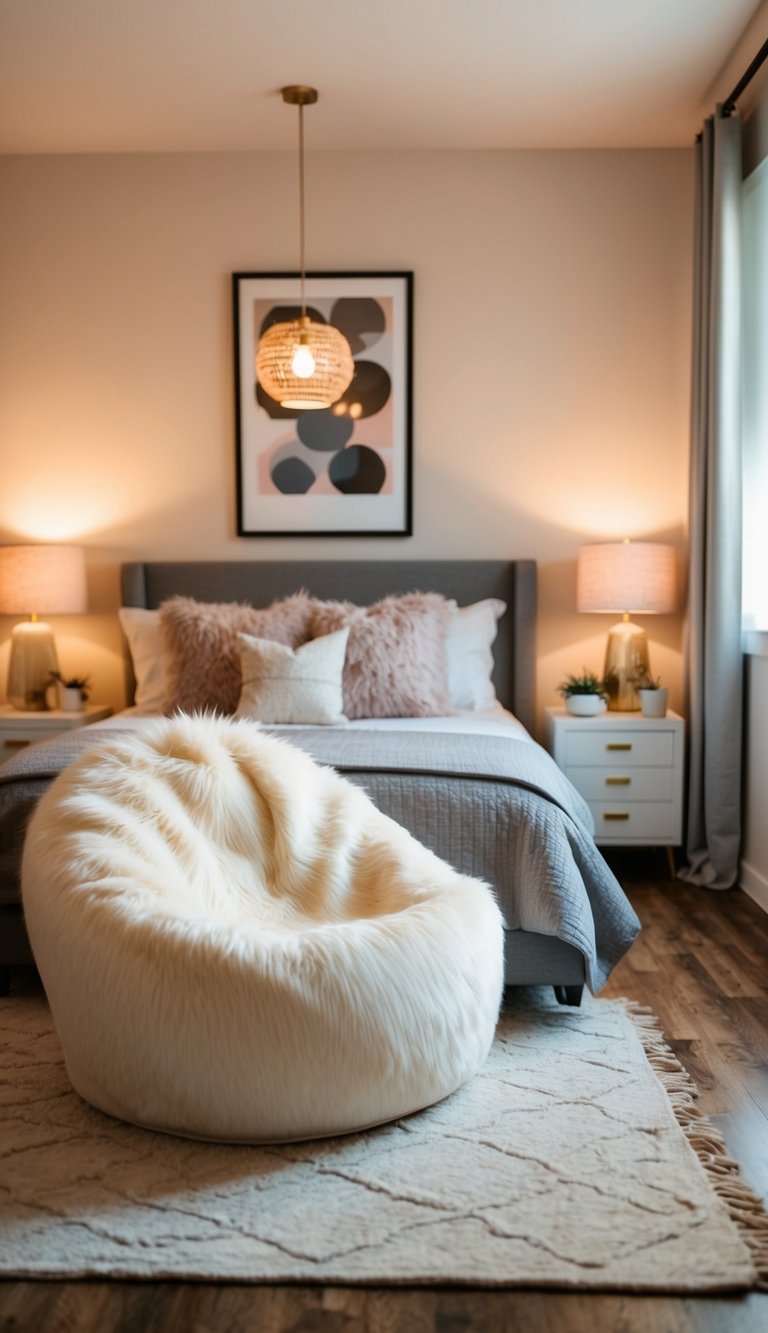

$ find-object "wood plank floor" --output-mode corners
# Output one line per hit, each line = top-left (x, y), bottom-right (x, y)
(2, 849), (767, 1333)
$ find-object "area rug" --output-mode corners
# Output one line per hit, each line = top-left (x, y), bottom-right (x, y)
(1, 987), (767, 1292)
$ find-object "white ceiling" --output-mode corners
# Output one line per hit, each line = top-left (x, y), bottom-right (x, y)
(0, 0), (764, 153)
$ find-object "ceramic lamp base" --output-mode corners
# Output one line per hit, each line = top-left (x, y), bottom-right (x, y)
(7, 620), (59, 711)
(603, 620), (649, 711)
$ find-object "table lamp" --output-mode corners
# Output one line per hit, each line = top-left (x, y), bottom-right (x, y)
(577, 540), (676, 710)
(0, 545), (87, 711)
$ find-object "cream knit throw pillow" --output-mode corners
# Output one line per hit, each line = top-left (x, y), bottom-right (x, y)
(235, 628), (349, 725)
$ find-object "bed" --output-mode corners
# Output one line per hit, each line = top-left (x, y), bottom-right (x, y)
(0, 559), (640, 999)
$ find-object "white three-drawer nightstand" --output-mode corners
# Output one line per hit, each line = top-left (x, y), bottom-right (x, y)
(546, 706), (685, 853)
(0, 703), (113, 765)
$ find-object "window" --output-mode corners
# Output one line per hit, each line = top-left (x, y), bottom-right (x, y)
(742, 153), (768, 632)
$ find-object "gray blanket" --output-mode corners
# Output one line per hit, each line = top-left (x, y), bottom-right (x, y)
(0, 724), (639, 990)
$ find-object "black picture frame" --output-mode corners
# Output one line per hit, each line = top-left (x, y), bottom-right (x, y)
(233, 271), (413, 538)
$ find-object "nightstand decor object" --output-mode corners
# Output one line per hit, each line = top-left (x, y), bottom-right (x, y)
(638, 683), (668, 717)
(558, 669), (609, 716)
(577, 540), (676, 711)
(0, 545), (87, 712)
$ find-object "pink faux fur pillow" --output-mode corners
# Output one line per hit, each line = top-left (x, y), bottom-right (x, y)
(310, 593), (453, 719)
(160, 593), (314, 715)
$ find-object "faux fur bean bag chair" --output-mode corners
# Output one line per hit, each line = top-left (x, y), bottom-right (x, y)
(22, 715), (504, 1143)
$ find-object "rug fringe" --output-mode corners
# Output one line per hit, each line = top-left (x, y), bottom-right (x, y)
(622, 1000), (768, 1293)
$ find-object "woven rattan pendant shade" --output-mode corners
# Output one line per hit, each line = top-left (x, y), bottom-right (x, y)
(256, 86), (354, 412)
(257, 315), (355, 410)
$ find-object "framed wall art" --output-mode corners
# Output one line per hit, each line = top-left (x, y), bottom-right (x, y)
(233, 271), (413, 537)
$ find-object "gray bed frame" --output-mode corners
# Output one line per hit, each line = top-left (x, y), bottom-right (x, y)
(121, 559), (585, 1003)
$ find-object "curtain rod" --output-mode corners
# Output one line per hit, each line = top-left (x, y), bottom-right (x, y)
(723, 34), (768, 114)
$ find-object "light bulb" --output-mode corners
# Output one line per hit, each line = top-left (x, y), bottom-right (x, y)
(291, 343), (316, 378)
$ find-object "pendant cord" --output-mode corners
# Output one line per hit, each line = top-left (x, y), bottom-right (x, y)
(298, 101), (306, 319)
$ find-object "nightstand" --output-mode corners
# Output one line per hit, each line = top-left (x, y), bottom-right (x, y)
(546, 706), (685, 851)
(0, 703), (113, 764)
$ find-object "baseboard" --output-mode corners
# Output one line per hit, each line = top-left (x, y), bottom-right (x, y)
(739, 859), (768, 915)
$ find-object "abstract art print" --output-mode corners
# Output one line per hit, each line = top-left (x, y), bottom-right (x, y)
(233, 272), (413, 537)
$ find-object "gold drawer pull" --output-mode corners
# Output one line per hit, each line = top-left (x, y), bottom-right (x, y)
(603, 812), (630, 821)
(605, 776), (630, 786)
(4, 739), (30, 750)
(606, 742), (632, 751)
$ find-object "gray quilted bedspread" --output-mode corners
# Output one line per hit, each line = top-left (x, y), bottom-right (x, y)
(0, 725), (640, 990)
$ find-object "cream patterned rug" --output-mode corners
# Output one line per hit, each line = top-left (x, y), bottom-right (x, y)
(1, 987), (767, 1292)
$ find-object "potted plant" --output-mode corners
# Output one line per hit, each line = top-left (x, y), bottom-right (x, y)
(558, 669), (608, 717)
(636, 674), (668, 718)
(49, 671), (90, 713)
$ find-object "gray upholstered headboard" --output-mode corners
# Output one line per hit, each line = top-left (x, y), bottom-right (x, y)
(120, 560), (537, 730)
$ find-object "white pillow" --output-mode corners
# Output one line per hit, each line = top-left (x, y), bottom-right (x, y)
(235, 628), (349, 725)
(118, 607), (166, 713)
(445, 599), (506, 710)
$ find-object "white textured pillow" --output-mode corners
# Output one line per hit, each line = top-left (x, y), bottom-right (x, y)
(118, 607), (166, 713)
(235, 628), (349, 725)
(446, 599), (507, 710)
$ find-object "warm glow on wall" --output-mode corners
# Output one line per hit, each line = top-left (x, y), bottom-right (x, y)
(3, 496), (96, 544)
(1, 467), (206, 546)
(1, 468), (139, 542)
(517, 481), (683, 543)
(440, 412), (686, 546)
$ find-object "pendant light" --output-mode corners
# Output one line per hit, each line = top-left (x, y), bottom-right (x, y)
(256, 86), (355, 411)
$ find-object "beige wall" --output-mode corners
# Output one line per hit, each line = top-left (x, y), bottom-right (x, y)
(0, 149), (692, 732)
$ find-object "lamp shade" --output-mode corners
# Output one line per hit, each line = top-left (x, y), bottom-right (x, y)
(0, 545), (87, 616)
(256, 317), (355, 411)
(577, 542), (676, 615)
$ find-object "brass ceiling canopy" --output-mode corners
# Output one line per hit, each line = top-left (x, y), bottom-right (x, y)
(281, 85), (318, 107)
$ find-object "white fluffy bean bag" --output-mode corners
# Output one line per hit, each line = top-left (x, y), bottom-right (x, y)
(22, 715), (504, 1143)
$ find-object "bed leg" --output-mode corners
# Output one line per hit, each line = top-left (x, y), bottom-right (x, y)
(0, 966), (9, 997)
(554, 984), (583, 1007)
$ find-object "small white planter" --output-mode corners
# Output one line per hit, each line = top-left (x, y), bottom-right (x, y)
(58, 685), (85, 713)
(639, 687), (668, 718)
(564, 694), (607, 717)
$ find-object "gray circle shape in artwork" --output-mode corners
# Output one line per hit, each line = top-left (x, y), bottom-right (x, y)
(333, 361), (391, 420)
(258, 304), (326, 336)
(296, 411), (355, 453)
(271, 456), (316, 494)
(329, 445), (386, 494)
(270, 438), (325, 476)
(329, 298), (386, 354)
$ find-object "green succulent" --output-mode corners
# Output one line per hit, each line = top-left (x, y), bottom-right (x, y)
(558, 669), (609, 701)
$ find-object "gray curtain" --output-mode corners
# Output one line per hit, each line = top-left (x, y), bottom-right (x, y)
(679, 109), (743, 890)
